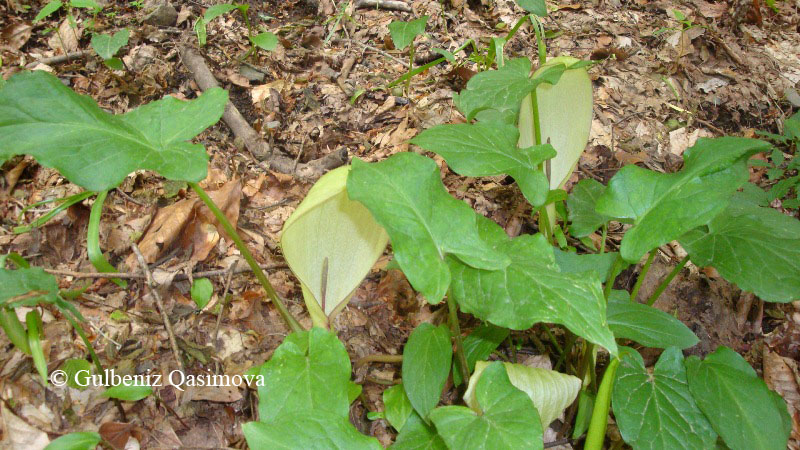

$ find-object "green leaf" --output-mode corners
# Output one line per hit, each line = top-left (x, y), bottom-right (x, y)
(384, 383), (414, 432)
(449, 217), (617, 354)
(679, 195), (800, 302)
(388, 16), (429, 50)
(0, 266), (60, 307)
(0, 71), (228, 191)
(70, 0), (100, 10)
(686, 346), (790, 450)
(429, 362), (543, 450)
(34, 0), (63, 22)
(44, 432), (102, 450)
(203, 3), (237, 21)
(453, 323), (510, 386)
(102, 383), (153, 401)
(27, 310), (48, 385)
(402, 323), (452, 419)
(257, 327), (352, 422)
(103, 57), (124, 71)
(596, 137), (771, 262)
(243, 410), (382, 450)
(454, 58), (561, 123)
(516, 0), (547, 15)
(464, 361), (581, 429)
(519, 56), (593, 190)
(552, 249), (619, 281)
(612, 347), (717, 450)
(91, 28), (129, 60)
(190, 278), (213, 309)
(0, 307), (30, 354)
(391, 411), (447, 450)
(281, 166), (388, 327)
(250, 31), (277, 51)
(347, 153), (510, 304)
(410, 122), (555, 206)
(607, 290), (698, 349)
(567, 178), (613, 237)
(194, 19), (208, 46)
(61, 358), (91, 390)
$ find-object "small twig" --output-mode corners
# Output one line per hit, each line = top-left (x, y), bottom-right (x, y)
(213, 261), (237, 349)
(131, 243), (185, 372)
(44, 263), (288, 281)
(114, 188), (148, 207)
(354, 0), (411, 11)
(292, 135), (307, 174)
(340, 38), (407, 66)
(354, 354), (403, 370)
(25, 50), (91, 68)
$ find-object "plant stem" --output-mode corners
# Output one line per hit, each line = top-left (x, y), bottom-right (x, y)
(584, 357), (620, 450)
(504, 14), (531, 43)
(354, 354), (403, 370)
(630, 250), (655, 301)
(406, 44), (414, 94)
(603, 254), (625, 301)
(387, 39), (474, 88)
(87, 191), (125, 288)
(599, 224), (607, 254)
(646, 255), (689, 306)
(447, 295), (470, 385)
(531, 15), (547, 66)
(188, 182), (303, 333)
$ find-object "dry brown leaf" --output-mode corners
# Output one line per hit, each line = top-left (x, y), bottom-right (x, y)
(48, 18), (81, 54)
(1, 403), (50, 449)
(1, 21), (32, 51)
(182, 385), (243, 403)
(764, 348), (800, 442)
(188, 180), (242, 261)
(99, 422), (145, 450)
(124, 198), (196, 268)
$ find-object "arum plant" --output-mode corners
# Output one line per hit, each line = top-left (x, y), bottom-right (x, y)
(388, 15), (429, 92)
(0, 70), (302, 333)
(90, 28), (129, 70)
(280, 166), (388, 328)
(194, 3), (277, 59)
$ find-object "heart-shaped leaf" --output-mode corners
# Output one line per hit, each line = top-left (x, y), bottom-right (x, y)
(44, 432), (102, 450)
(384, 383), (414, 432)
(596, 137), (771, 262)
(347, 152), (510, 304)
(388, 16), (429, 50)
(429, 362), (543, 450)
(607, 290), (698, 349)
(612, 347), (716, 450)
(686, 346), (791, 450)
(250, 31), (277, 51)
(281, 166), (388, 327)
(243, 410), (382, 450)
(552, 249), (620, 281)
(518, 56), (593, 191)
(567, 178), (614, 237)
(454, 58), (564, 124)
(0, 266), (60, 307)
(448, 216), (617, 354)
(402, 323), (452, 420)
(256, 327), (352, 422)
(411, 122), (555, 206)
(190, 278), (213, 310)
(0, 71), (228, 191)
(391, 411), (447, 450)
(464, 361), (581, 429)
(679, 193), (800, 302)
(516, 0), (547, 15)
(91, 28), (129, 60)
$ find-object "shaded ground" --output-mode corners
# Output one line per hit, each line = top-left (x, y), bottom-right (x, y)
(1, 0), (800, 447)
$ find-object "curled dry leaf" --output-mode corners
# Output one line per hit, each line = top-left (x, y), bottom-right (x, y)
(48, 18), (81, 54)
(1, 21), (32, 51)
(763, 348), (800, 442)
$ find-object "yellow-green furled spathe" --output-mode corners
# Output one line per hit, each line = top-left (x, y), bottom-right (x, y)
(280, 166), (388, 328)
(518, 55), (593, 191)
(464, 360), (581, 429)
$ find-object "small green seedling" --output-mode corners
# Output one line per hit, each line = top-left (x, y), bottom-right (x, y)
(194, 2), (277, 59)
(754, 110), (800, 209)
(190, 277), (214, 310)
(90, 28), (129, 70)
(35, 0), (103, 58)
(388, 15), (429, 92)
(44, 431), (102, 450)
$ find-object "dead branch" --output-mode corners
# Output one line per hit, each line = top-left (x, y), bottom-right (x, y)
(131, 243), (185, 372)
(354, 0), (412, 12)
(25, 50), (92, 68)
(179, 46), (347, 180)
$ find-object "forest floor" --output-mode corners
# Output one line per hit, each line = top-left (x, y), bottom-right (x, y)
(1, 0), (800, 447)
